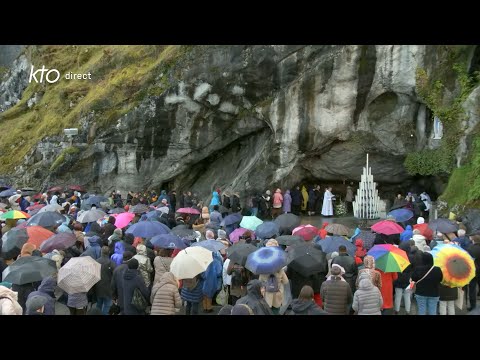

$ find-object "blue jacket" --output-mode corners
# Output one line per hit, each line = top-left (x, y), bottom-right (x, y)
(400, 225), (413, 242)
(181, 277), (204, 303)
(111, 241), (125, 266)
(19, 197), (29, 212)
(210, 211), (223, 225)
(80, 236), (102, 260)
(210, 192), (221, 207)
(202, 252), (223, 297)
(454, 236), (472, 250)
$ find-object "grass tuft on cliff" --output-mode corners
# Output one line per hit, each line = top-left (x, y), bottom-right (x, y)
(0, 45), (193, 173)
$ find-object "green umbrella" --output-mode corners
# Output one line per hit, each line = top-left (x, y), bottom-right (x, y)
(239, 216), (263, 231)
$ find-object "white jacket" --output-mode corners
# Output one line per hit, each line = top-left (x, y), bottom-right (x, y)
(412, 234), (427, 250)
(0, 286), (23, 315)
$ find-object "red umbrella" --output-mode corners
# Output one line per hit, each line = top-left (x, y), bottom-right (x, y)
(68, 185), (86, 192)
(24, 226), (55, 248)
(176, 207), (201, 215)
(292, 225), (319, 241)
(413, 223), (433, 241)
(371, 220), (404, 235)
(26, 204), (46, 211)
(47, 186), (63, 193)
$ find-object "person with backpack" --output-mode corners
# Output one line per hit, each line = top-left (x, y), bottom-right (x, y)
(227, 261), (253, 305)
(180, 274), (204, 315)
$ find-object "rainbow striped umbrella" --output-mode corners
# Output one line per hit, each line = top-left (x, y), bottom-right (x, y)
(0, 210), (30, 221)
(367, 244), (410, 273)
(431, 243), (475, 287)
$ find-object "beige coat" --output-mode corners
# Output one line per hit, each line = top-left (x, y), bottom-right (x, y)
(150, 272), (182, 315)
(0, 286), (23, 315)
(153, 256), (173, 284)
(258, 269), (289, 308)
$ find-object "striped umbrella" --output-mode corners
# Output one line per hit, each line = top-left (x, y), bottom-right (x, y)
(431, 243), (475, 287)
(57, 256), (101, 294)
(367, 244), (410, 273)
(0, 210), (30, 220)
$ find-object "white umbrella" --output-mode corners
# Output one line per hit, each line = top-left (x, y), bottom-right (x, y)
(58, 256), (101, 294)
(170, 246), (213, 279)
(77, 208), (107, 223)
(38, 204), (63, 213)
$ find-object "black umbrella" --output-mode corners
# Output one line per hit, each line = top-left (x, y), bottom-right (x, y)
(81, 196), (108, 210)
(171, 226), (196, 239)
(428, 218), (459, 234)
(0, 188), (16, 197)
(255, 221), (280, 239)
(1, 228), (29, 259)
(129, 204), (149, 214)
(389, 200), (409, 212)
(287, 243), (328, 277)
(20, 188), (37, 196)
(222, 213), (243, 226)
(226, 243), (257, 266)
(276, 235), (304, 246)
(2, 256), (57, 285)
(26, 212), (65, 228)
(274, 213), (301, 235)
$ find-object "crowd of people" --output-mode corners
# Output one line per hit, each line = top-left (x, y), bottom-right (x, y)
(0, 184), (478, 316)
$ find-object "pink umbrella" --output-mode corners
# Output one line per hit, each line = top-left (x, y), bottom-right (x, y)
(229, 228), (256, 244)
(113, 212), (135, 229)
(176, 207), (201, 215)
(371, 220), (404, 235)
(292, 224), (319, 241)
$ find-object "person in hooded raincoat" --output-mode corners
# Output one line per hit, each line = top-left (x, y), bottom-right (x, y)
(301, 186), (308, 213)
(400, 225), (413, 242)
(209, 191), (221, 212)
(202, 251), (223, 313)
(236, 279), (273, 315)
(26, 276), (57, 315)
(282, 190), (292, 214)
(133, 244), (154, 289)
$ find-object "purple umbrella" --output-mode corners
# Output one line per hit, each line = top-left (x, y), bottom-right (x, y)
(126, 221), (171, 238)
(229, 228), (256, 244)
(39, 233), (77, 253)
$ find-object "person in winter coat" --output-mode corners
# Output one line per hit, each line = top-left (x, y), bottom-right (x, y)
(353, 273), (383, 315)
(231, 193), (241, 213)
(271, 189), (283, 219)
(26, 276), (57, 315)
(289, 285), (328, 315)
(0, 285), (23, 315)
(400, 225), (414, 242)
(412, 229), (427, 250)
(393, 243), (414, 315)
(202, 251), (223, 312)
(80, 235), (102, 260)
(210, 205), (223, 226)
(150, 272), (182, 315)
(356, 255), (382, 289)
(111, 241), (125, 266)
(438, 284), (458, 315)
(413, 217), (433, 242)
(116, 258), (150, 315)
(102, 216), (117, 243)
(320, 265), (353, 315)
(94, 246), (116, 315)
(236, 279), (273, 315)
(181, 275), (204, 315)
(453, 229), (471, 250)
(282, 190), (292, 214)
(290, 186), (302, 216)
(121, 233), (137, 255)
(153, 248), (174, 284)
(331, 245), (358, 293)
(258, 267), (289, 314)
(307, 187), (316, 216)
(133, 244), (154, 289)
(411, 252), (443, 315)
(345, 186), (354, 214)
(209, 191), (221, 212)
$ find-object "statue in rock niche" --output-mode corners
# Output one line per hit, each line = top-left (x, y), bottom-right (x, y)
(433, 116), (443, 140)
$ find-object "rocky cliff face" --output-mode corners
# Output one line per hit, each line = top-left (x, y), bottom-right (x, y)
(1, 45), (478, 202)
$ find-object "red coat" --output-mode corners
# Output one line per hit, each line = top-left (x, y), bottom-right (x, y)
(413, 223), (433, 241)
(377, 270), (398, 310)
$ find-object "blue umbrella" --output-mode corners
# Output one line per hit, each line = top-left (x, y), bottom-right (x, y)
(245, 246), (287, 275)
(126, 221), (171, 238)
(315, 236), (356, 256)
(388, 209), (414, 223)
(255, 221), (280, 239)
(140, 210), (161, 221)
(150, 234), (186, 249)
(222, 213), (243, 226)
(0, 188), (16, 197)
(191, 239), (226, 252)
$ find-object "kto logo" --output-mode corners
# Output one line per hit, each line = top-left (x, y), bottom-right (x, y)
(29, 65), (61, 84)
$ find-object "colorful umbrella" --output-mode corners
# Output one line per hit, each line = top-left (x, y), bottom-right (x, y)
(0, 210), (30, 220)
(431, 243), (475, 287)
(176, 207), (201, 215)
(245, 246), (287, 275)
(387, 208), (414, 223)
(367, 244), (410, 273)
(292, 225), (319, 241)
(229, 228), (256, 244)
(113, 212), (135, 228)
(239, 216), (263, 231)
(170, 247), (213, 279)
(371, 220), (404, 235)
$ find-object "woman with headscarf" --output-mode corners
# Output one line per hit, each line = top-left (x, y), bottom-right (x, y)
(356, 255), (382, 289)
(236, 279), (273, 315)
